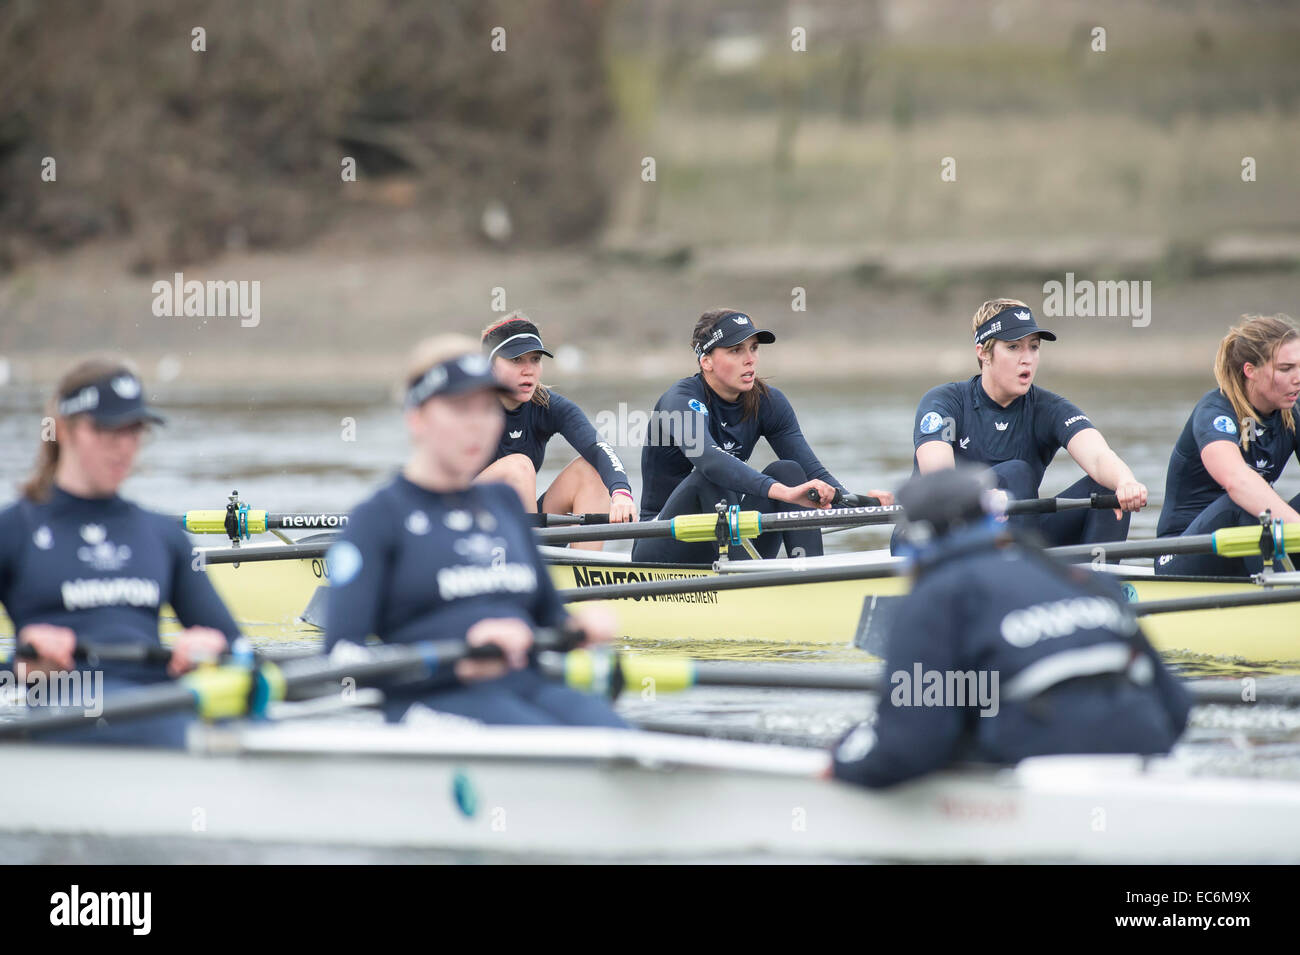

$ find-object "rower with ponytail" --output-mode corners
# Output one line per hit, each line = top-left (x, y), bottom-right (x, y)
(1156, 314), (1300, 576)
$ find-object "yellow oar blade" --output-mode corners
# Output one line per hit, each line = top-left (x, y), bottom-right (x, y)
(181, 509), (269, 535)
(1212, 522), (1300, 558)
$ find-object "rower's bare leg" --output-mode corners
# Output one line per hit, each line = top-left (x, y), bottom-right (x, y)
(475, 454), (539, 512)
(541, 457), (611, 551)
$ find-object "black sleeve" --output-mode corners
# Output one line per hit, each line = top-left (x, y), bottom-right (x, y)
(913, 384), (963, 450)
(323, 496), (394, 652)
(832, 584), (969, 788)
(549, 394), (633, 495)
(762, 387), (844, 491)
(167, 521), (241, 640)
(1041, 390), (1096, 451)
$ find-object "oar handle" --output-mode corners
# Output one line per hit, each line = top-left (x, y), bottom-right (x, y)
(807, 489), (882, 508)
(1005, 493), (1120, 515)
(530, 513), (614, 527)
(16, 642), (174, 667)
(0, 627), (582, 740)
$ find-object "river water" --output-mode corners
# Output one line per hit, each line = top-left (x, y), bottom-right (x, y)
(1, 373), (1297, 861)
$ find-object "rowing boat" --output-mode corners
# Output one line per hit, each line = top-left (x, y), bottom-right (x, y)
(195, 544), (1300, 664)
(2, 541), (1295, 664)
(1, 721), (1295, 862)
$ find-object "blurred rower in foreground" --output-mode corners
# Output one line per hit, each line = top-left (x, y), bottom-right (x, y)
(475, 312), (636, 550)
(0, 355), (236, 745)
(834, 468), (1189, 789)
(324, 334), (627, 727)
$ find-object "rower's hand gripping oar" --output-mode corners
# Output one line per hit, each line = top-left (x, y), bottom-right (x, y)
(0, 628), (582, 740)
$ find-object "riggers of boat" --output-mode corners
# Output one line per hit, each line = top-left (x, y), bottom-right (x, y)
(2, 720), (1299, 863)
(42, 540), (1291, 665)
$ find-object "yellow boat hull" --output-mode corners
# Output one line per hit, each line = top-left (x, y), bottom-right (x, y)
(4, 550), (1297, 666)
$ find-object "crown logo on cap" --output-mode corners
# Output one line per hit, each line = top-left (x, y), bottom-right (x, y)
(110, 375), (142, 398)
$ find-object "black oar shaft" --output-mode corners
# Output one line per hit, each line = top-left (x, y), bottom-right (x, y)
(1049, 534), (1216, 563)
(1135, 587), (1300, 616)
(202, 542), (330, 564)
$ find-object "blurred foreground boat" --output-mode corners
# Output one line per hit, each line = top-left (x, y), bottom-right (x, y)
(2, 722), (1297, 862)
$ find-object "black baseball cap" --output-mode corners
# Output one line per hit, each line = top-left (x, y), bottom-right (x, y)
(897, 467), (1004, 539)
(56, 372), (165, 428)
(694, 311), (776, 358)
(973, 306), (1057, 346)
(405, 353), (514, 408)
(482, 317), (555, 361)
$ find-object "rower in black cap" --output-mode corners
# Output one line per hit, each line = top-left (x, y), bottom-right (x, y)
(892, 297), (1147, 554)
(635, 307), (893, 564)
(477, 312), (636, 550)
(833, 468), (1189, 789)
(0, 355), (238, 745)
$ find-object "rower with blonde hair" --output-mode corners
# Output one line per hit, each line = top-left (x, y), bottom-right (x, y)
(892, 297), (1147, 553)
(324, 335), (627, 726)
(1156, 314), (1300, 576)
(0, 355), (237, 745)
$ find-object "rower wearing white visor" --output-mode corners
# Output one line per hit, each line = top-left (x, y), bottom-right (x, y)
(635, 308), (893, 564)
(324, 335), (628, 727)
(892, 297), (1147, 553)
(0, 355), (237, 746)
(475, 312), (635, 551)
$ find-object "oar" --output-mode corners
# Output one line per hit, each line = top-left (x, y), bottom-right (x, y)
(560, 520), (1300, 603)
(546, 650), (1300, 707)
(181, 510), (351, 537)
(536, 494), (1122, 547)
(0, 629), (572, 740)
(202, 541), (330, 564)
(1134, 586), (1300, 616)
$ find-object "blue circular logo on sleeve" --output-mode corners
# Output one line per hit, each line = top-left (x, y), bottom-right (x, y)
(688, 399), (709, 415)
(1212, 415), (1237, 435)
(919, 411), (944, 435)
(326, 541), (363, 586)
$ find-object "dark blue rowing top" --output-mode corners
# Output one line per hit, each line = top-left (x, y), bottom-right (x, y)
(491, 392), (631, 495)
(832, 527), (1190, 788)
(639, 374), (843, 520)
(911, 376), (1095, 490)
(324, 476), (567, 691)
(1157, 388), (1300, 536)
(0, 487), (239, 683)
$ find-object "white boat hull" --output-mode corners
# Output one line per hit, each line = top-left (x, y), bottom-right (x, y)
(2, 724), (1297, 862)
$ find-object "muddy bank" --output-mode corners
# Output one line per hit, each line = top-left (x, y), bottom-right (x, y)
(2, 236), (1297, 387)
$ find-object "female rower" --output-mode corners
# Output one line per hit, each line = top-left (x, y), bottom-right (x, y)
(324, 335), (627, 727)
(834, 469), (1188, 789)
(634, 308), (892, 564)
(475, 312), (635, 550)
(0, 355), (236, 745)
(892, 297), (1147, 553)
(1155, 314), (1300, 576)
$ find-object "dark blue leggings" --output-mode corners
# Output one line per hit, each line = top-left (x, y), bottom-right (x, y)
(891, 459), (1130, 554)
(1155, 490), (1300, 577)
(631, 460), (826, 564)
